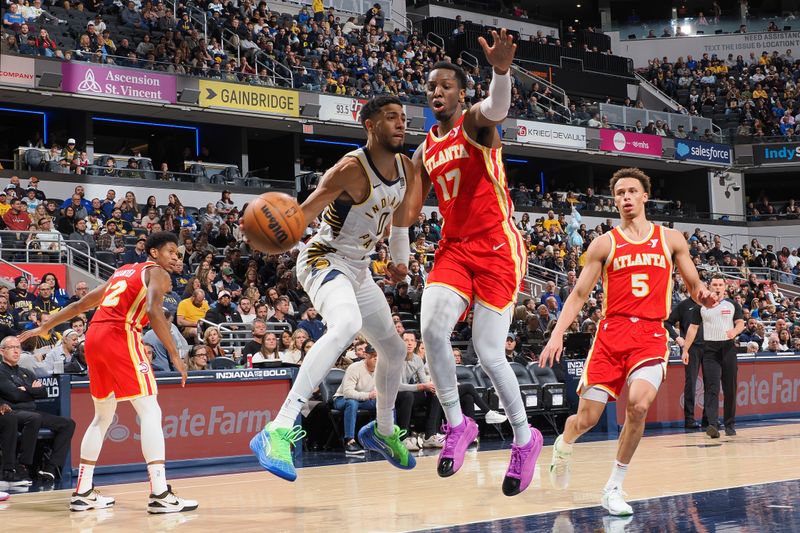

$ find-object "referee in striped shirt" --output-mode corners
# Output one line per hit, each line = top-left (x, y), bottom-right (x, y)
(682, 275), (745, 439)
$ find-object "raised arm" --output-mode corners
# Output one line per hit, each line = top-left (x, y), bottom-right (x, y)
(539, 234), (611, 367)
(18, 280), (110, 342)
(465, 29), (517, 134)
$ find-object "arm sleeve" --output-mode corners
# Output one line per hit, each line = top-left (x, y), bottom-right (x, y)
(478, 70), (512, 122)
(389, 226), (411, 265)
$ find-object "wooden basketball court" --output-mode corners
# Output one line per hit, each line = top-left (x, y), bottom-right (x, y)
(5, 422), (800, 531)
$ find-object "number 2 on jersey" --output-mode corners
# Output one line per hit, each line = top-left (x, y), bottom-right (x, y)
(436, 169), (461, 201)
(631, 273), (649, 297)
(101, 280), (128, 307)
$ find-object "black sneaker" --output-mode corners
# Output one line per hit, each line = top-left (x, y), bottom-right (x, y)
(344, 440), (365, 456)
(684, 419), (700, 429)
(706, 426), (720, 439)
(2, 469), (32, 487)
(725, 427), (736, 436)
(148, 485), (198, 514)
(38, 464), (58, 483)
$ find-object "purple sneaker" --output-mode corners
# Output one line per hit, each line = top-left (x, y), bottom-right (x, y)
(502, 427), (544, 496)
(436, 417), (479, 478)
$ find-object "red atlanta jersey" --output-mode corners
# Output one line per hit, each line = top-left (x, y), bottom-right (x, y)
(602, 224), (673, 321)
(90, 261), (159, 331)
(422, 114), (516, 240)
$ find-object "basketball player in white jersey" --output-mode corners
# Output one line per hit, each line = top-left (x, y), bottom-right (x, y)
(250, 95), (422, 479)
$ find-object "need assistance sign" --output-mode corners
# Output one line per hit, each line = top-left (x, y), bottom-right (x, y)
(199, 80), (299, 117)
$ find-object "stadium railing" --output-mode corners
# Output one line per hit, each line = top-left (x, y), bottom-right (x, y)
(598, 102), (717, 141)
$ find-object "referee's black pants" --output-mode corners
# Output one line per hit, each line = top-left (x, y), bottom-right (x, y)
(702, 340), (738, 429)
(684, 344), (705, 422)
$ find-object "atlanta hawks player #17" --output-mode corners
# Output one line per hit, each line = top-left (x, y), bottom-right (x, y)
(413, 29), (543, 497)
(538, 168), (716, 516)
(19, 231), (198, 514)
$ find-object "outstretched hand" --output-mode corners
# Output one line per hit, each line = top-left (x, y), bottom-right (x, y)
(18, 328), (43, 345)
(478, 29), (517, 74)
(698, 288), (719, 308)
(386, 262), (408, 284)
(538, 334), (564, 368)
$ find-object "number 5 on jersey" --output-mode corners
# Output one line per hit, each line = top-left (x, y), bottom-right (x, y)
(436, 169), (461, 201)
(631, 273), (649, 297)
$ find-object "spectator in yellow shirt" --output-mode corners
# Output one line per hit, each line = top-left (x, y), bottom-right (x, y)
(370, 249), (389, 277)
(177, 288), (209, 343)
(542, 210), (563, 233)
(0, 192), (11, 217)
(752, 84), (768, 100)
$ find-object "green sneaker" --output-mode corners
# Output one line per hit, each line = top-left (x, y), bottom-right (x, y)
(358, 421), (417, 470)
(249, 423), (306, 481)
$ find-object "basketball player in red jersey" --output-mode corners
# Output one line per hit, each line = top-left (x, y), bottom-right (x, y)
(412, 29), (543, 497)
(19, 232), (198, 514)
(539, 168), (716, 516)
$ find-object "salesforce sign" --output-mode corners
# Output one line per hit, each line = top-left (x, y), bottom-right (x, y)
(674, 139), (732, 165)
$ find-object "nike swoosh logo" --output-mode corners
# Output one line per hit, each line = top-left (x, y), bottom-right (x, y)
(616, 243), (629, 249)
(654, 333), (665, 337)
(373, 183), (381, 189)
(493, 243), (506, 251)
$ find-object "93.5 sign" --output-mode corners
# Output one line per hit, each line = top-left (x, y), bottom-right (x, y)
(319, 95), (366, 124)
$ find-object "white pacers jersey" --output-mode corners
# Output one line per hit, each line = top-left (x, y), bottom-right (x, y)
(297, 148), (407, 299)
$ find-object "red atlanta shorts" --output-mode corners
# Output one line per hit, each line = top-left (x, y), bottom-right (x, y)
(426, 228), (526, 312)
(84, 323), (157, 401)
(577, 316), (669, 399)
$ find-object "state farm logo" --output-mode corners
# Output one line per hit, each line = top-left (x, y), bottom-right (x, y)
(613, 131), (627, 151)
(77, 69), (102, 93)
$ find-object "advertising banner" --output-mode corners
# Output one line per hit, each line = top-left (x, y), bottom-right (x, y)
(516, 120), (587, 149)
(599, 129), (662, 156)
(70, 373), (291, 465)
(318, 95), (366, 124)
(752, 142), (800, 165)
(674, 139), (733, 164)
(617, 358), (800, 425)
(61, 63), (177, 103)
(0, 54), (35, 87)
(0, 263), (66, 289)
(199, 80), (299, 117)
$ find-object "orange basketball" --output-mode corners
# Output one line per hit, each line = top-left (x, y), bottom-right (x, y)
(243, 192), (305, 254)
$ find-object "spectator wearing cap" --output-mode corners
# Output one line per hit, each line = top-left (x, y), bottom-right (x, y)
(0, 192), (10, 217)
(96, 220), (125, 254)
(215, 267), (241, 299)
(60, 139), (78, 164)
(0, 295), (18, 337)
(332, 343), (378, 456)
(505, 332), (528, 365)
(122, 235), (147, 264)
(205, 290), (242, 326)
(9, 277), (33, 318)
(5, 176), (25, 200)
(120, 158), (140, 179)
(26, 177), (45, 201)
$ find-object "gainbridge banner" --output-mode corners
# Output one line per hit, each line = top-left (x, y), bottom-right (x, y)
(199, 80), (299, 117)
(617, 357), (800, 425)
(70, 369), (292, 465)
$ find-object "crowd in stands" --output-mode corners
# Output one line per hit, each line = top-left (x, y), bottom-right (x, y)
(2, 0), (612, 125)
(639, 46), (800, 141)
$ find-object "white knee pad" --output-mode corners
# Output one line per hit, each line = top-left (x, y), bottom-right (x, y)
(628, 362), (667, 392)
(580, 386), (610, 405)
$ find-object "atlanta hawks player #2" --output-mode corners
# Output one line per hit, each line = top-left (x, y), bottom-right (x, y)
(19, 231), (198, 514)
(538, 168), (716, 516)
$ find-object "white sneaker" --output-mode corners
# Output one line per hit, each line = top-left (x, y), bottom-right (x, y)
(421, 433), (445, 448)
(549, 434), (572, 490)
(403, 436), (420, 451)
(485, 410), (508, 424)
(147, 485), (199, 514)
(601, 486), (633, 516)
(70, 487), (116, 511)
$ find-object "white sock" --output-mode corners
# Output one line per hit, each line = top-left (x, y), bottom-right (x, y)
(75, 463), (95, 494)
(147, 463), (168, 495)
(604, 461), (628, 491)
(441, 397), (464, 429)
(556, 435), (574, 454)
